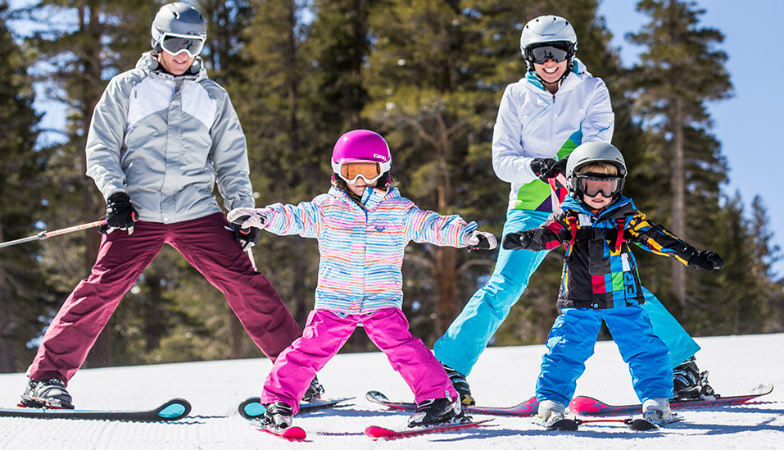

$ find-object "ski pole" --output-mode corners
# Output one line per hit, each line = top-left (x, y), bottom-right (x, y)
(0, 220), (105, 249)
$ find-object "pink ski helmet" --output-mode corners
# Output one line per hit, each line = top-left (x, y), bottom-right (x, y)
(331, 129), (392, 184)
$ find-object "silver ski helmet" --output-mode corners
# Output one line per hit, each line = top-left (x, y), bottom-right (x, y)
(519, 15), (577, 71)
(151, 3), (207, 56)
(565, 142), (627, 200)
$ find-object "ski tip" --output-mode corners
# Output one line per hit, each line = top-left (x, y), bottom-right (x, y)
(365, 390), (390, 402)
(751, 383), (774, 395)
(156, 398), (191, 420)
(259, 425), (307, 441)
(365, 425), (395, 439)
(568, 396), (607, 414)
(238, 397), (264, 419)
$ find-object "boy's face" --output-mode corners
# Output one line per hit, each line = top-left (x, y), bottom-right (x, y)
(582, 190), (614, 210)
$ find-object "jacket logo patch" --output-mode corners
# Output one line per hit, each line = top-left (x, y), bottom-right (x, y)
(375, 226), (385, 232)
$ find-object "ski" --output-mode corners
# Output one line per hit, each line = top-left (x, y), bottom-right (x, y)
(569, 383), (774, 416)
(366, 390), (539, 417)
(258, 425), (307, 441)
(238, 396), (354, 420)
(0, 398), (191, 422)
(365, 419), (493, 440)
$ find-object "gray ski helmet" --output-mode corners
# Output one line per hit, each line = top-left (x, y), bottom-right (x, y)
(519, 15), (577, 70)
(565, 142), (627, 197)
(151, 3), (207, 53)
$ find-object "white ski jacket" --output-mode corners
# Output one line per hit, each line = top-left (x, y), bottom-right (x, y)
(85, 52), (254, 223)
(492, 58), (614, 212)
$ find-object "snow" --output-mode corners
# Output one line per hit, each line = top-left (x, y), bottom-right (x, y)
(1, 333), (782, 449)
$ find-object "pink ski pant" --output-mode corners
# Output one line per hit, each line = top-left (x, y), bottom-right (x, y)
(27, 213), (301, 384)
(261, 308), (457, 413)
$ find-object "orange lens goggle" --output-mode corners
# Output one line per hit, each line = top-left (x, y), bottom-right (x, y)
(338, 162), (382, 183)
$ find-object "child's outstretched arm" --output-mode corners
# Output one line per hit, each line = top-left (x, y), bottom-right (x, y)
(404, 205), (495, 249)
(626, 210), (724, 271)
(503, 212), (569, 251)
(228, 199), (325, 238)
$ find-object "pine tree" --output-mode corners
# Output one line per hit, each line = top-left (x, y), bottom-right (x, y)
(626, 0), (732, 309)
(0, 2), (49, 372)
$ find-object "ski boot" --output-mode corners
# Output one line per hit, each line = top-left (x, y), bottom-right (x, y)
(673, 356), (715, 399)
(19, 377), (74, 409)
(407, 397), (468, 428)
(261, 401), (294, 430)
(642, 398), (679, 425)
(302, 375), (325, 402)
(442, 363), (475, 406)
(536, 399), (572, 429)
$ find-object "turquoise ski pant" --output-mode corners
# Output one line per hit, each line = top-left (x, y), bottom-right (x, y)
(433, 208), (700, 376)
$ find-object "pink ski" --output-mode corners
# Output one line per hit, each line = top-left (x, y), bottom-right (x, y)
(258, 425), (307, 441)
(365, 419), (493, 440)
(366, 390), (539, 417)
(569, 383), (773, 416)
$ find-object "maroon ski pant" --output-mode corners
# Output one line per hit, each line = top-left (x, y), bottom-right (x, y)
(27, 213), (301, 384)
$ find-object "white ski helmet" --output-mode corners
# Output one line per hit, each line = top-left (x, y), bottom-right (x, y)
(519, 15), (577, 71)
(565, 142), (627, 200)
(151, 3), (207, 55)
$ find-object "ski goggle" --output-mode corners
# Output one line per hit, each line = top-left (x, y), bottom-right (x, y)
(528, 44), (571, 64)
(575, 174), (623, 198)
(336, 161), (385, 184)
(160, 32), (205, 57)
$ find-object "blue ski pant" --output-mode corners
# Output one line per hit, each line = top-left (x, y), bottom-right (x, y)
(433, 208), (700, 376)
(536, 306), (673, 405)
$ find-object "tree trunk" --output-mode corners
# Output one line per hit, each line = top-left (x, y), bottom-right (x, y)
(671, 98), (687, 305)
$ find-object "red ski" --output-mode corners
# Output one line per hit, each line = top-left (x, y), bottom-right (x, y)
(258, 425), (307, 441)
(366, 390), (538, 417)
(365, 419), (493, 440)
(569, 383), (774, 416)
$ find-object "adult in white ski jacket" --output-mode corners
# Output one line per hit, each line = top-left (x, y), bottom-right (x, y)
(20, 2), (317, 410)
(434, 15), (704, 406)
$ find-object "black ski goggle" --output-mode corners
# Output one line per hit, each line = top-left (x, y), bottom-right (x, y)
(527, 44), (571, 65)
(161, 33), (205, 57)
(575, 175), (623, 198)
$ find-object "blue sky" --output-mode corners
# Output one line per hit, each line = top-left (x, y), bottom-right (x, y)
(599, 0), (784, 276)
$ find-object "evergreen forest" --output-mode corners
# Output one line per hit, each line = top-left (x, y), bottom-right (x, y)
(0, 0), (781, 373)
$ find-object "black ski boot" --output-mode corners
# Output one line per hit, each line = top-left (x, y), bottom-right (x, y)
(442, 364), (475, 406)
(407, 397), (468, 428)
(673, 357), (715, 399)
(261, 401), (293, 430)
(19, 377), (74, 409)
(302, 375), (325, 402)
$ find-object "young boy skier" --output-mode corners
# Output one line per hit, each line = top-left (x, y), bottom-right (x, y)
(503, 142), (724, 426)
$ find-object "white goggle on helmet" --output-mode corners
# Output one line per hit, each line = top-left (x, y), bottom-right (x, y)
(151, 2), (207, 57)
(519, 15), (577, 69)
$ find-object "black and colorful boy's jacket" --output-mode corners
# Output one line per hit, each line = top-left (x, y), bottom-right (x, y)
(514, 195), (703, 309)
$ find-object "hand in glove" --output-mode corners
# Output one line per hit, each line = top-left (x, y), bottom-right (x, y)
(462, 230), (497, 250)
(530, 157), (568, 182)
(103, 192), (138, 234)
(688, 250), (724, 271)
(227, 208), (268, 251)
(227, 207), (269, 229)
(502, 230), (536, 250)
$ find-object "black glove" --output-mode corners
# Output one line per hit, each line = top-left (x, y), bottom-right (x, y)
(688, 250), (724, 271)
(530, 157), (568, 182)
(502, 230), (535, 250)
(232, 222), (260, 251)
(104, 192), (138, 234)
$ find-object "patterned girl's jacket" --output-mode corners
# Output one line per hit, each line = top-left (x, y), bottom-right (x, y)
(519, 195), (703, 309)
(262, 186), (478, 314)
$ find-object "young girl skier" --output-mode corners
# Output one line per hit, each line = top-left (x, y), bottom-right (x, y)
(503, 142), (724, 427)
(227, 129), (497, 431)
